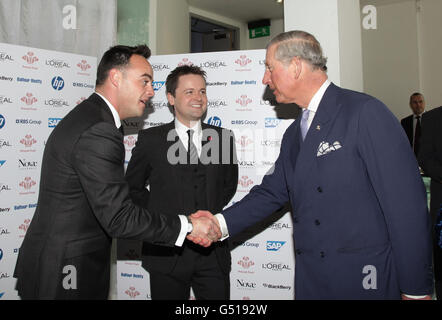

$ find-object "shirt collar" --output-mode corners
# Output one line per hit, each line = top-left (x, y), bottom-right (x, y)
(174, 118), (202, 138)
(306, 79), (331, 114)
(95, 92), (121, 129)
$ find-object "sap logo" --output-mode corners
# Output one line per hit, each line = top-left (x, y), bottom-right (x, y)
(265, 117), (282, 128)
(0, 160), (5, 168)
(153, 81), (165, 91)
(266, 241), (286, 251)
(207, 116), (222, 127)
(0, 114), (5, 129)
(51, 76), (65, 90)
(48, 118), (62, 128)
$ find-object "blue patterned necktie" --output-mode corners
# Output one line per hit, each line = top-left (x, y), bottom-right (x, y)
(300, 109), (310, 140)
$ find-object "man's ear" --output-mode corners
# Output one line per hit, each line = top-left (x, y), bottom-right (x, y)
(291, 57), (302, 79)
(108, 68), (122, 88)
(167, 92), (175, 106)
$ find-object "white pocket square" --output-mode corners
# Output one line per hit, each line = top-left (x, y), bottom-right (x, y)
(317, 141), (342, 157)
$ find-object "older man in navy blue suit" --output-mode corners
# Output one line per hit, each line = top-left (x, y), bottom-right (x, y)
(190, 31), (434, 299)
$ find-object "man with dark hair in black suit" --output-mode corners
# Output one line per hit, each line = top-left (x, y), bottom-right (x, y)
(14, 45), (219, 300)
(419, 105), (442, 299)
(126, 65), (238, 300)
(401, 92), (426, 157)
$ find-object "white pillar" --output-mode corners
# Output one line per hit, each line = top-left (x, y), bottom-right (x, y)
(284, 0), (363, 92)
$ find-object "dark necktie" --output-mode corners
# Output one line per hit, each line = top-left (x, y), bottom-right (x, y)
(187, 129), (198, 164)
(414, 116), (421, 156)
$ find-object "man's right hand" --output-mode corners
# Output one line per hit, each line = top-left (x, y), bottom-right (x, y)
(187, 210), (220, 247)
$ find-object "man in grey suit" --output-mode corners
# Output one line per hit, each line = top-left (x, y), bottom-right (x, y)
(14, 45), (219, 299)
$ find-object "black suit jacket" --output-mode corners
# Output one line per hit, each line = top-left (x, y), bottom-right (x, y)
(418, 106), (442, 226)
(125, 121), (238, 275)
(14, 93), (181, 299)
(400, 114), (414, 147)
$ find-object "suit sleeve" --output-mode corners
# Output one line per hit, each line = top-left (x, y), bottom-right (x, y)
(222, 127), (292, 237)
(72, 122), (180, 245)
(125, 131), (152, 208)
(418, 113), (442, 183)
(357, 99), (433, 295)
(222, 130), (238, 207)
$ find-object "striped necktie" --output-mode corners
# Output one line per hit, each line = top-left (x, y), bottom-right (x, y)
(187, 129), (199, 164)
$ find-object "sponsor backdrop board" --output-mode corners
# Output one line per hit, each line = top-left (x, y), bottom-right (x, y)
(0, 42), (96, 299)
(118, 50), (295, 300)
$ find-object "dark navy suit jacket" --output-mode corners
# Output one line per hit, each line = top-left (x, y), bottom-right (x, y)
(223, 83), (433, 299)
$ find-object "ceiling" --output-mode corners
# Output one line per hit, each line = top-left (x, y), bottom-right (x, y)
(187, 0), (284, 23)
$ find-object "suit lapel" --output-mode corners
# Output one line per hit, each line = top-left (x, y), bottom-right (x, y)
(201, 123), (216, 209)
(293, 83), (342, 200)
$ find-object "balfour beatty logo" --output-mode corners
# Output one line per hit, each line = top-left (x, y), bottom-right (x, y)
(266, 241), (286, 251)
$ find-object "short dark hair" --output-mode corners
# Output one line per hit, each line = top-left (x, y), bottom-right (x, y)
(166, 65), (206, 97)
(95, 44), (151, 86)
(409, 92), (423, 103)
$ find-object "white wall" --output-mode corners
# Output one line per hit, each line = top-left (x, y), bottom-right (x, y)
(361, 0), (420, 120)
(246, 18), (284, 50)
(418, 0), (442, 110)
(155, 0), (190, 54)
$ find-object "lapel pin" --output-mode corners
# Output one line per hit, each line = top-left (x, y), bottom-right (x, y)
(316, 125), (321, 130)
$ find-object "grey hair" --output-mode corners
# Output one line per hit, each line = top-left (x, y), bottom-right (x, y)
(267, 30), (328, 71)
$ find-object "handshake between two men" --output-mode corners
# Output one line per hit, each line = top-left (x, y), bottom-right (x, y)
(187, 210), (221, 247)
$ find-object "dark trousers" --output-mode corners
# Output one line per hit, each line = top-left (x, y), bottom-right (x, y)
(149, 241), (229, 300)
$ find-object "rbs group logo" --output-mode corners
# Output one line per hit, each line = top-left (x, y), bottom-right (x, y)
(0, 114), (5, 129)
(266, 241), (286, 251)
(51, 76), (65, 91)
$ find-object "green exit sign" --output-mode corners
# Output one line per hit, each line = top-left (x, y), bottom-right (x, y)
(249, 26), (270, 39)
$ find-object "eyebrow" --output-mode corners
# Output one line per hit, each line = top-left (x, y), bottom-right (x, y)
(141, 73), (153, 80)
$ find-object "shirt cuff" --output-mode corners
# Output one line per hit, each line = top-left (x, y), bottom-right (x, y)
(402, 294), (431, 299)
(175, 215), (188, 247)
(215, 213), (229, 241)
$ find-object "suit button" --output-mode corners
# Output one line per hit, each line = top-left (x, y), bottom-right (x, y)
(295, 249), (302, 255)
(320, 251), (325, 258)
(315, 219), (320, 226)
(317, 186), (323, 193)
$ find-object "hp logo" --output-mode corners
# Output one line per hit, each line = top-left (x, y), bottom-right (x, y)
(207, 116), (222, 127)
(0, 114), (5, 129)
(51, 76), (65, 91)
